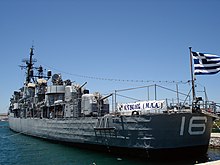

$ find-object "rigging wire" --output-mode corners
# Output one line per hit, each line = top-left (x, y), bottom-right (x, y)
(116, 93), (141, 101)
(156, 85), (189, 96)
(38, 60), (191, 85)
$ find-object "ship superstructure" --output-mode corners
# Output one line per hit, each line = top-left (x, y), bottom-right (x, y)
(10, 47), (109, 120)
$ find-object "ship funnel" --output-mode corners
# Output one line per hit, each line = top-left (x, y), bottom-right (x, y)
(47, 70), (52, 77)
(30, 70), (34, 77)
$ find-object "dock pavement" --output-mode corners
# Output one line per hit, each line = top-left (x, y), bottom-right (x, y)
(197, 133), (220, 165)
(196, 160), (220, 165)
(209, 133), (220, 148)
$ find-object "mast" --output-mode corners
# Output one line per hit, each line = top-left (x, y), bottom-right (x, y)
(26, 46), (34, 84)
(189, 47), (196, 105)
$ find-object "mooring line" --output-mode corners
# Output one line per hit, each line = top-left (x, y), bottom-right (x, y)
(1, 131), (28, 139)
(0, 126), (31, 139)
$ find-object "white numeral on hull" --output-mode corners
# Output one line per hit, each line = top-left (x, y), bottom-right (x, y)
(180, 116), (207, 136)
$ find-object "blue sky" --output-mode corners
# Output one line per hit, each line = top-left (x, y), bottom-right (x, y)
(1, 0), (220, 113)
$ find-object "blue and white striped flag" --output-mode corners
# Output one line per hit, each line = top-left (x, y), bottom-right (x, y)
(192, 51), (220, 75)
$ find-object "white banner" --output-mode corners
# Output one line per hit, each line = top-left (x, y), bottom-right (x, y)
(117, 100), (166, 112)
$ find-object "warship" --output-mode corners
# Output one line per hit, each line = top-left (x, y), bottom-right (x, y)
(8, 47), (217, 159)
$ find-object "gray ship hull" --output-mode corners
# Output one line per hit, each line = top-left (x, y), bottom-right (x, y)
(9, 112), (214, 158)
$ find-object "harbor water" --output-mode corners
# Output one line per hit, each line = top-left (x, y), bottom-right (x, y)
(1, 121), (220, 165)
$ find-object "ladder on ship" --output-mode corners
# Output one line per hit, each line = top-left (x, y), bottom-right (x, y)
(94, 116), (116, 138)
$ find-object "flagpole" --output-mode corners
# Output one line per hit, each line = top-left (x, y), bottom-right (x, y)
(189, 47), (196, 104)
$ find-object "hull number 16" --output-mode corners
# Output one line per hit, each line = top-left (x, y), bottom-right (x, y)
(180, 116), (207, 136)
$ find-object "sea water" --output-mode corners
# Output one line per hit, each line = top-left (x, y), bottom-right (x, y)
(0, 121), (220, 165)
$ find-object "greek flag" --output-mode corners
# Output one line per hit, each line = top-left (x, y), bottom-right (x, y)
(192, 51), (220, 75)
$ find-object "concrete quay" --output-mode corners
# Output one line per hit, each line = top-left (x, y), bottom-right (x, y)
(197, 133), (220, 165)
(197, 160), (220, 165)
(209, 133), (220, 148)
(0, 113), (8, 121)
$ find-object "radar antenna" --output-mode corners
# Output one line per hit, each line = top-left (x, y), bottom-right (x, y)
(19, 46), (36, 84)
(19, 46), (51, 84)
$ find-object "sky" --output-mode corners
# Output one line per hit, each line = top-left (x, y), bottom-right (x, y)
(1, 0), (220, 113)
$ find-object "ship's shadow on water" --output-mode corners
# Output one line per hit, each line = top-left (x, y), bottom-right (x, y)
(1, 122), (216, 165)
